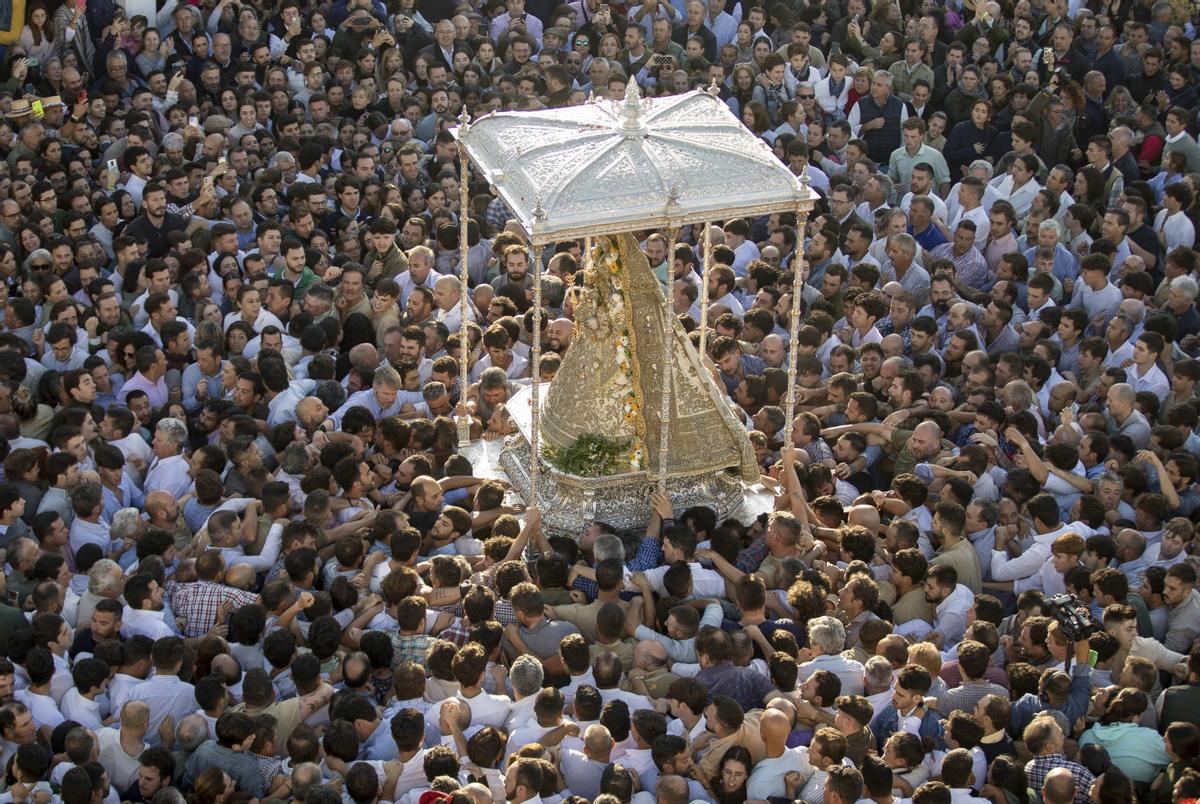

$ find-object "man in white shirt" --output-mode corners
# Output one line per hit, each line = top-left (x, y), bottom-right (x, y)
(746, 709), (808, 799)
(433, 275), (477, 334)
(1128, 332), (1170, 403)
(120, 575), (176, 641)
(798, 617), (865, 696)
(425, 643), (511, 731)
(59, 658), (108, 729)
(560, 725), (614, 800)
(1154, 183), (1196, 250)
(988, 493), (1078, 595)
(723, 219), (760, 276)
(143, 418), (192, 499)
(1068, 255), (1122, 330)
(97, 701), (152, 792)
(950, 177), (991, 244)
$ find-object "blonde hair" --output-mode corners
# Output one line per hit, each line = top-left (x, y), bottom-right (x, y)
(906, 641), (942, 676)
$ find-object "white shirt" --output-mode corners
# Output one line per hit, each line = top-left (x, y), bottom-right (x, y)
(108, 673), (142, 715)
(470, 351), (528, 383)
(641, 561), (726, 598)
(437, 302), (476, 335)
(949, 204), (991, 245)
(1104, 338), (1135, 369)
(107, 433), (153, 477)
(144, 453), (192, 499)
(798, 653), (865, 696)
(121, 606), (176, 640)
(425, 689), (512, 731)
(224, 308), (286, 335)
(129, 288), (181, 329)
(933, 583), (976, 644)
(1130, 362), (1170, 403)
(1155, 208), (1196, 250)
(991, 174), (1042, 221)
(730, 239), (761, 276)
(901, 192), (949, 221)
(216, 522), (284, 573)
(60, 688), (104, 729)
(990, 526), (1065, 585)
(711, 291), (745, 317)
(97, 727), (146, 792)
(15, 688), (65, 730)
(267, 379), (317, 427)
(504, 695), (539, 734)
(747, 747), (811, 800)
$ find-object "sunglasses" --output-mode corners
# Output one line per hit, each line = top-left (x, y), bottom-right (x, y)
(798, 94), (815, 99)
(30, 263), (50, 269)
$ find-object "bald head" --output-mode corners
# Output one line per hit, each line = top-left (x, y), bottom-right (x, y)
(1108, 382), (1136, 408)
(583, 724), (614, 760)
(210, 654), (241, 684)
(766, 696), (797, 726)
(225, 564), (256, 590)
(1043, 768), (1075, 804)
(657, 775), (689, 804)
(950, 302), (976, 324)
(635, 639), (668, 670)
(1118, 298), (1146, 322)
(760, 708), (791, 746)
(914, 420), (943, 440)
(847, 504), (881, 534)
(177, 714), (210, 752)
(296, 396), (326, 426)
(348, 343), (379, 368)
(121, 700), (150, 728)
(880, 333), (905, 358)
(1117, 528), (1146, 560)
(463, 783), (493, 804)
(145, 491), (176, 520)
(548, 318), (574, 352)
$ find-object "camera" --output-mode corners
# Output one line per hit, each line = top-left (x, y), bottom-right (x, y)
(1045, 593), (1099, 642)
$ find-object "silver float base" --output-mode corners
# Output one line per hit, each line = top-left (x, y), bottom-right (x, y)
(497, 432), (752, 537)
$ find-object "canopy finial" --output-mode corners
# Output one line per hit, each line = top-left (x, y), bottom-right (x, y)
(620, 81), (646, 131)
(457, 107), (470, 133)
(706, 77), (720, 97)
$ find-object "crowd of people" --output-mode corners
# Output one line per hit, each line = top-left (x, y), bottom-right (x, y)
(2, 0), (1200, 802)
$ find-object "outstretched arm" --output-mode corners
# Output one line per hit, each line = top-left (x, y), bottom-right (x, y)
(1005, 428), (1048, 484)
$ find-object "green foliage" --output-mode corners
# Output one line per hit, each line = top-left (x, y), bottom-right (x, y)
(543, 433), (634, 477)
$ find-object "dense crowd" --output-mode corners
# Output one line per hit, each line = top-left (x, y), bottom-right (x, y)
(1, 0), (1200, 803)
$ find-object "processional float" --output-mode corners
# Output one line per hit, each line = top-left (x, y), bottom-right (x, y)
(451, 83), (819, 535)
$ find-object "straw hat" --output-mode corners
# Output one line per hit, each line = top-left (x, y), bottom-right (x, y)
(6, 99), (32, 119)
(41, 95), (65, 108)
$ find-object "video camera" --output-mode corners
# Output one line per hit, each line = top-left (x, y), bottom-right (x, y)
(1045, 593), (1099, 642)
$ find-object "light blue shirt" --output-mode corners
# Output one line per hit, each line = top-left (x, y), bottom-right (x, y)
(180, 362), (223, 413)
(329, 388), (404, 427)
